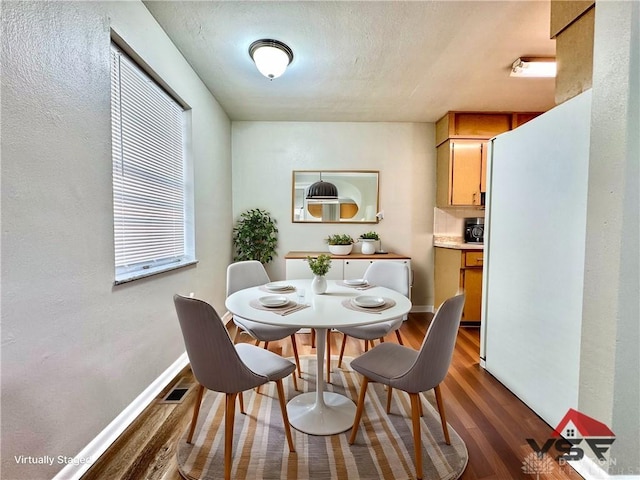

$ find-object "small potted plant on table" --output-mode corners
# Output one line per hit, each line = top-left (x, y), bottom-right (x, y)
(307, 254), (332, 294)
(359, 231), (379, 255)
(326, 234), (354, 255)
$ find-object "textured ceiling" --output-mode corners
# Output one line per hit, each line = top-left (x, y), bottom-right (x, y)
(143, 1), (556, 122)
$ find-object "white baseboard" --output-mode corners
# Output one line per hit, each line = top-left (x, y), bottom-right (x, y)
(411, 304), (434, 313)
(52, 353), (189, 480)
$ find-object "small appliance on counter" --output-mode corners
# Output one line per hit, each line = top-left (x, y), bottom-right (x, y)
(464, 217), (485, 243)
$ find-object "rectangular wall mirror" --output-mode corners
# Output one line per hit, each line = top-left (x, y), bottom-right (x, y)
(292, 170), (379, 223)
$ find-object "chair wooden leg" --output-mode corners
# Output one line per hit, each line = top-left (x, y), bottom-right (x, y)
(386, 386), (393, 413)
(275, 379), (296, 452)
(187, 384), (205, 444)
(224, 392), (238, 480)
(379, 336), (385, 343)
(238, 392), (245, 414)
(410, 393), (423, 480)
(255, 342), (270, 394)
(290, 334), (302, 378)
(434, 385), (450, 445)
(232, 326), (241, 344)
(289, 334), (300, 390)
(326, 329), (331, 383)
(395, 329), (404, 345)
(311, 329), (316, 348)
(254, 338), (260, 346)
(338, 333), (348, 368)
(364, 340), (369, 352)
(349, 377), (369, 444)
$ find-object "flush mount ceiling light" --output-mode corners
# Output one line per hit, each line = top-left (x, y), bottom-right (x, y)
(249, 39), (293, 80)
(510, 57), (557, 78)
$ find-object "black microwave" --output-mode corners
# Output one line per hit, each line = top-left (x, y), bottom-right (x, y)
(464, 218), (484, 243)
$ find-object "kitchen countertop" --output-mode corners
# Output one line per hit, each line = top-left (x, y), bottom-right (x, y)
(433, 236), (484, 250)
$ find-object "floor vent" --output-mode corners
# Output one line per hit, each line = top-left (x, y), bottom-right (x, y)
(160, 382), (193, 404)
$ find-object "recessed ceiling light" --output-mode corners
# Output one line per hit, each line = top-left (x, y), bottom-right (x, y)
(510, 57), (556, 78)
(248, 39), (294, 80)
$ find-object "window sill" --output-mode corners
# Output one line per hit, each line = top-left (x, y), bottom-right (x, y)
(114, 259), (198, 286)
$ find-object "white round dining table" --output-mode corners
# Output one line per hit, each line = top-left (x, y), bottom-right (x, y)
(224, 279), (412, 436)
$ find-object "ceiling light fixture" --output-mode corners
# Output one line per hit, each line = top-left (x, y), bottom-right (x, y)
(249, 39), (293, 80)
(510, 57), (556, 78)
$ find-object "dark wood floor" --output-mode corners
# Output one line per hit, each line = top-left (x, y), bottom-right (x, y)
(82, 313), (580, 480)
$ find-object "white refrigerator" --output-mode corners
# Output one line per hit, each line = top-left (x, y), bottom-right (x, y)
(481, 90), (592, 428)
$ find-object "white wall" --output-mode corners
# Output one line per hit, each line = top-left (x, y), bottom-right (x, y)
(231, 122), (436, 308)
(579, 1), (639, 474)
(483, 91), (591, 427)
(0, 2), (232, 479)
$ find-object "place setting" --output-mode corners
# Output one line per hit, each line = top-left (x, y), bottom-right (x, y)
(338, 278), (375, 290)
(341, 295), (396, 313)
(249, 294), (309, 316)
(259, 281), (297, 294)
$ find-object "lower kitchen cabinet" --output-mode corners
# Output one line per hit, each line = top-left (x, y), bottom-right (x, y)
(434, 247), (483, 323)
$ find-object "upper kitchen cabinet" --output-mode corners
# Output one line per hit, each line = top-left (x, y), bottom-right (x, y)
(437, 139), (487, 207)
(435, 111), (541, 208)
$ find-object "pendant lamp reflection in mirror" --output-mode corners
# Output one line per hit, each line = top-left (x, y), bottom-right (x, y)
(249, 39), (294, 80)
(306, 174), (338, 199)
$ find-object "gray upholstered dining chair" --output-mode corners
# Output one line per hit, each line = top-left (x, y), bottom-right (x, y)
(173, 294), (296, 480)
(333, 261), (410, 373)
(348, 293), (465, 480)
(226, 261), (302, 389)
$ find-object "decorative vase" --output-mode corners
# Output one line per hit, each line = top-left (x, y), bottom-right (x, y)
(361, 240), (376, 255)
(328, 244), (353, 255)
(311, 275), (327, 295)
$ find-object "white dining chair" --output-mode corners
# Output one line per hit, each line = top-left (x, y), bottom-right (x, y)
(334, 262), (410, 371)
(226, 261), (302, 388)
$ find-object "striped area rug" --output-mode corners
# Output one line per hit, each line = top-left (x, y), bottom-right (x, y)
(176, 356), (468, 480)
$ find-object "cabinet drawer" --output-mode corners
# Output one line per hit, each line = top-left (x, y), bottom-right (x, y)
(464, 251), (484, 267)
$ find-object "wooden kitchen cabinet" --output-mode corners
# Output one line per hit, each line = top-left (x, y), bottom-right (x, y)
(436, 111), (541, 208)
(436, 139), (487, 207)
(434, 247), (483, 323)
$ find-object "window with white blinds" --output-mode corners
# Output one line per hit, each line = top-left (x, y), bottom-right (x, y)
(110, 43), (195, 284)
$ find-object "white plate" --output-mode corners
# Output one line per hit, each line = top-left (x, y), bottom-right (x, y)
(352, 296), (385, 308)
(258, 295), (289, 308)
(344, 278), (368, 287)
(265, 281), (293, 291)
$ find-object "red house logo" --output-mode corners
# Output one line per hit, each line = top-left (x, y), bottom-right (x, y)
(553, 408), (616, 440)
(526, 409), (615, 462)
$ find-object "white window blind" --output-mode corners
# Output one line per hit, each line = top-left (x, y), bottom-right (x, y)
(110, 44), (194, 283)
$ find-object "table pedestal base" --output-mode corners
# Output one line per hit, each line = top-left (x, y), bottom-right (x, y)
(287, 391), (356, 435)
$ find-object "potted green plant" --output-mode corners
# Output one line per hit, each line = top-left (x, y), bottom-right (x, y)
(326, 234), (354, 255)
(359, 231), (379, 254)
(232, 208), (278, 264)
(307, 254), (332, 294)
